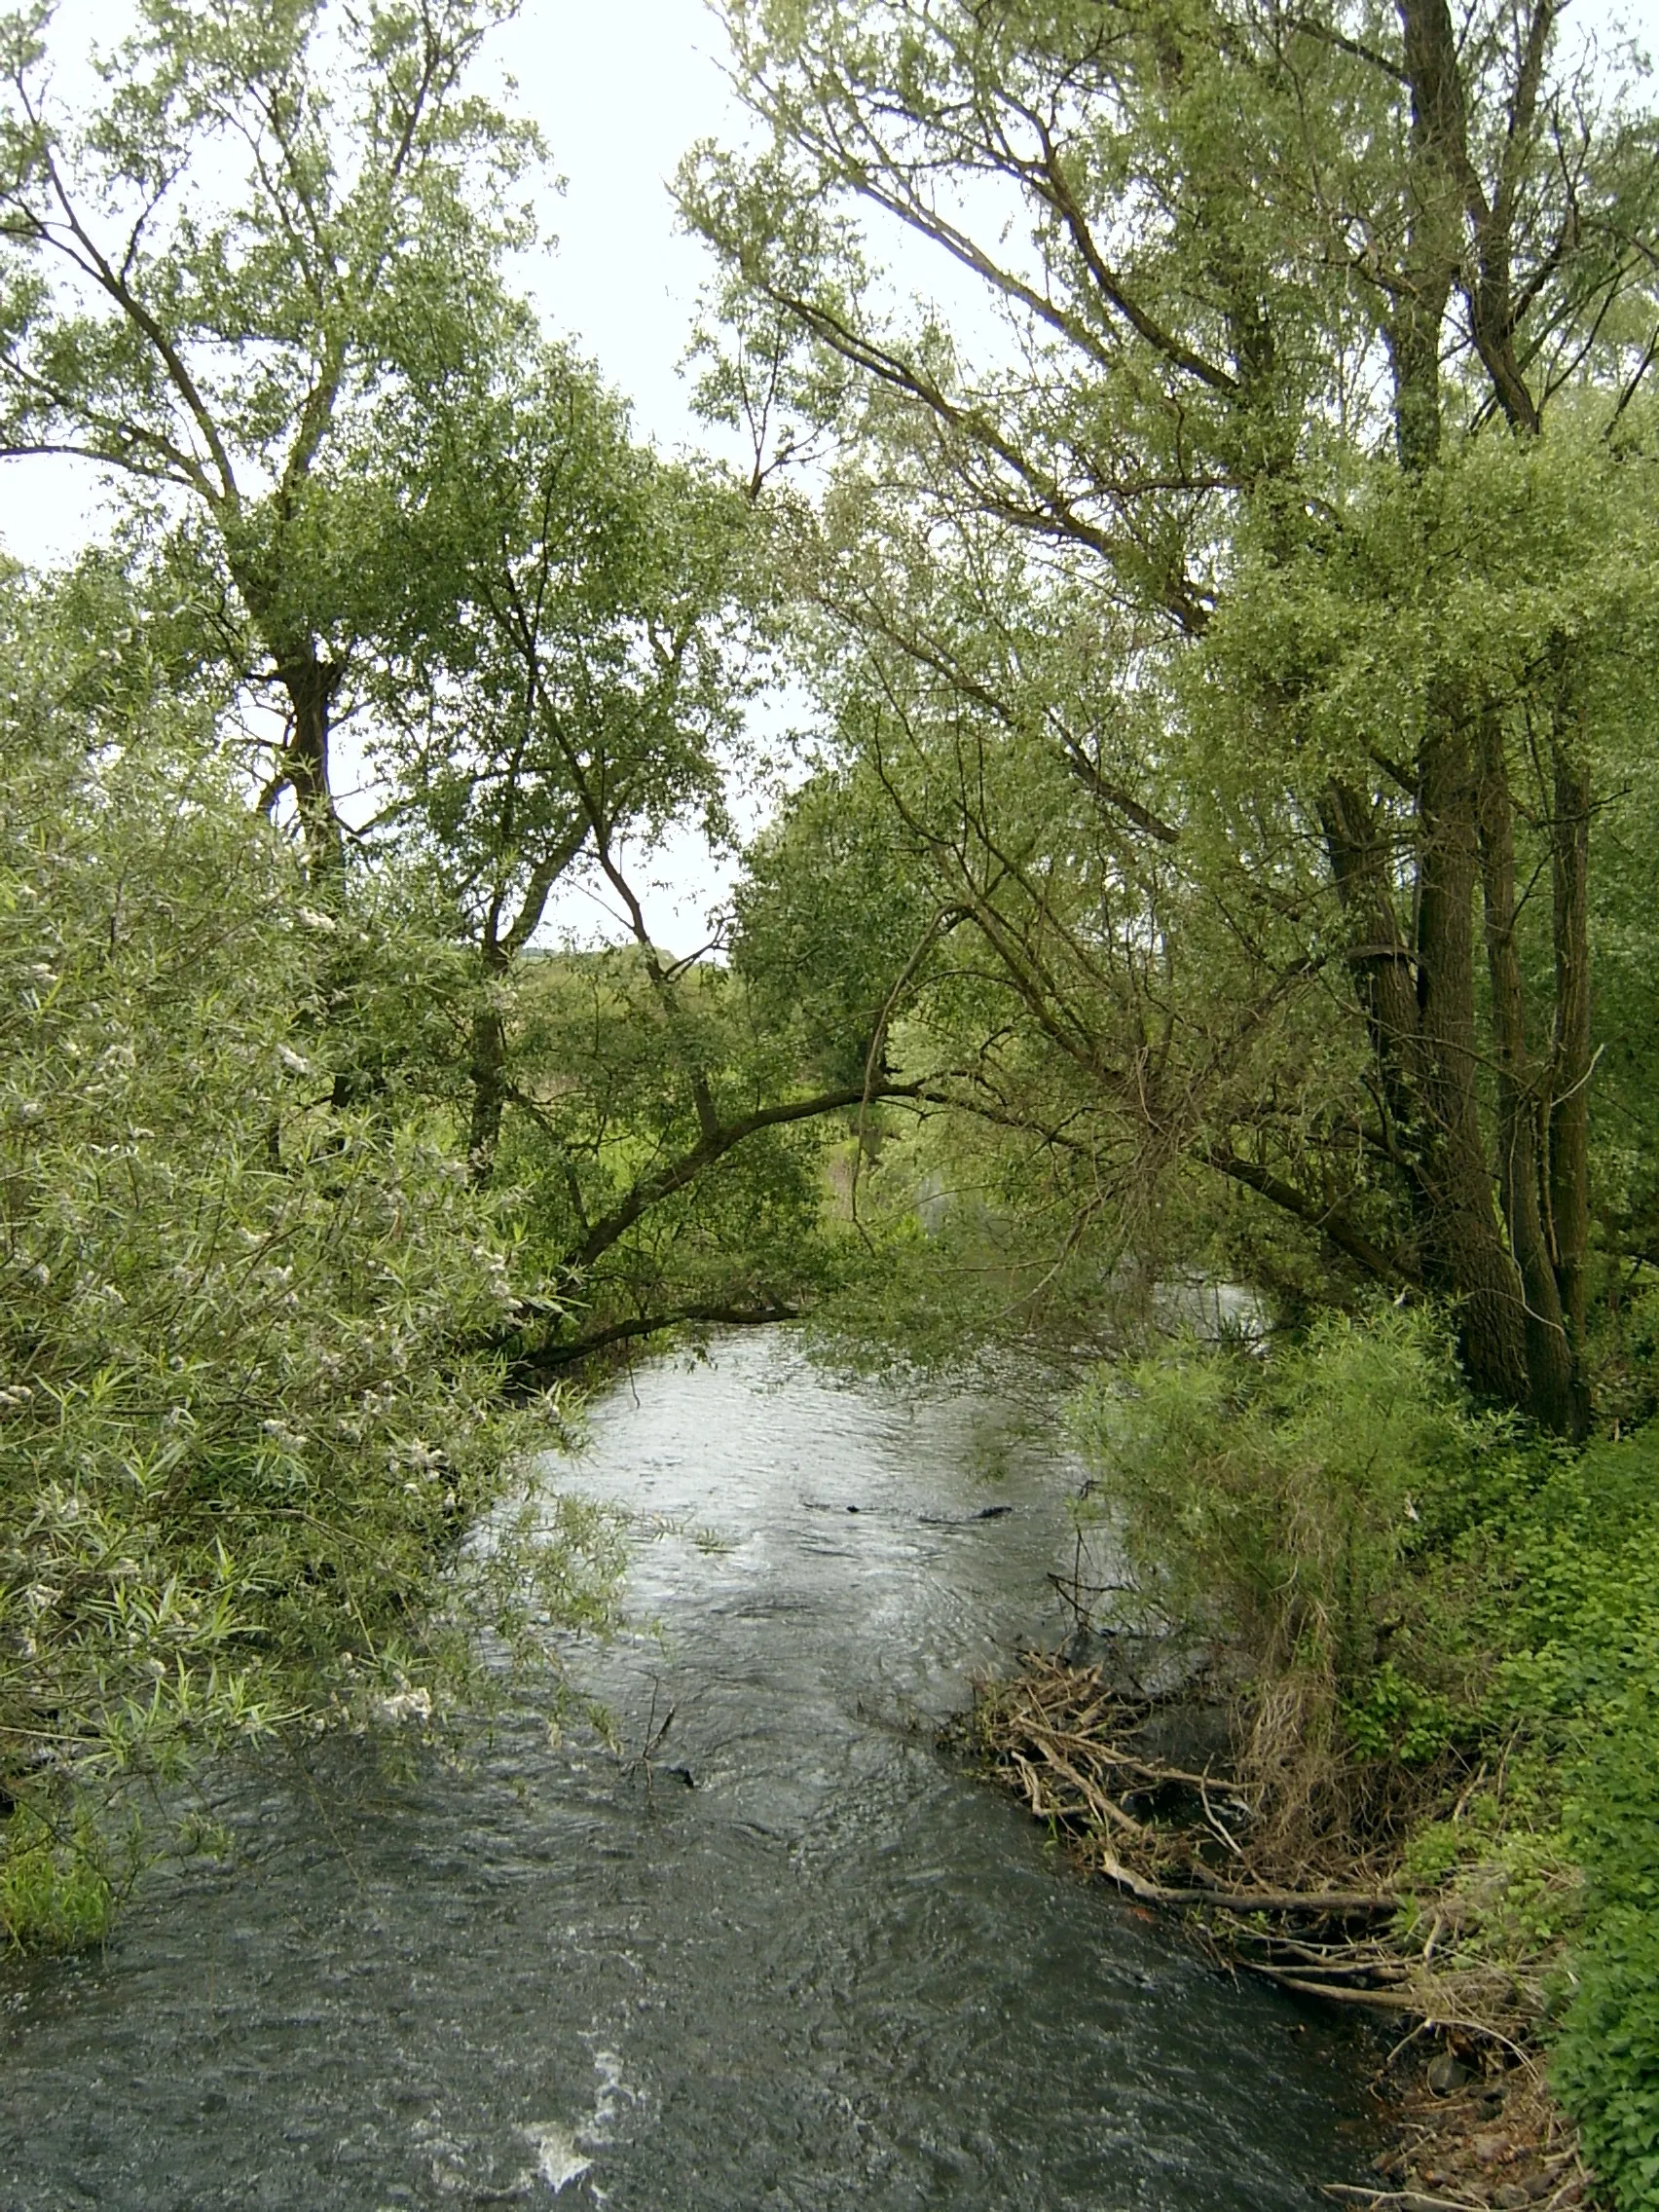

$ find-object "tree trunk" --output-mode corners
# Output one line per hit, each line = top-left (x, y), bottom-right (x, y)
(468, 941), (510, 1187)
(1548, 732), (1594, 1437)
(276, 647), (347, 883)
(1373, 133), (1540, 1408)
(1413, 713), (1532, 1407)
(1319, 779), (1423, 1161)
(1474, 710), (1575, 1431)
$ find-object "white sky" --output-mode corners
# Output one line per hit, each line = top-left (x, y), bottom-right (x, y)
(495, 0), (774, 947)
(502, 0), (748, 458)
(3, 0), (750, 539)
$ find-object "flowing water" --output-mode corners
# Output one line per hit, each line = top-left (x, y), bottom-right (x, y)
(1, 1333), (1373, 2210)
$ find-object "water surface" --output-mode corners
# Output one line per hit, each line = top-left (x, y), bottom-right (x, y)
(0, 1334), (1370, 2209)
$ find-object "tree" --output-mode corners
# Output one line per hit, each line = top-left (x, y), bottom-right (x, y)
(359, 337), (756, 1173)
(0, 561), (626, 1938)
(0, 0), (536, 872)
(682, 0), (1659, 1429)
(0, 0), (947, 1389)
(350, 333), (945, 1365)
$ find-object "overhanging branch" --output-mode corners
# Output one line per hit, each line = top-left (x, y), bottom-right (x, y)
(1206, 1149), (1417, 1287)
(571, 1076), (938, 1269)
(514, 1299), (801, 1379)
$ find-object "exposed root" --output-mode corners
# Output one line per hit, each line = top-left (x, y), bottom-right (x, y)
(964, 1650), (1602, 2212)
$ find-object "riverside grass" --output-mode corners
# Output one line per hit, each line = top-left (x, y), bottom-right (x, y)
(991, 1309), (1659, 2212)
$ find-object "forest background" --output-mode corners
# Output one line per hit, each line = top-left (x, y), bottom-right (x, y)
(2, 0), (1659, 2202)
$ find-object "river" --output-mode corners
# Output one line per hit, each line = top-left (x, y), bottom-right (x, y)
(0, 1332), (1371, 2208)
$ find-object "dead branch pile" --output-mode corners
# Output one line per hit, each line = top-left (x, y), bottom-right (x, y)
(967, 1649), (1591, 2212)
(972, 1652), (1403, 1949)
(1333, 2057), (1597, 2211)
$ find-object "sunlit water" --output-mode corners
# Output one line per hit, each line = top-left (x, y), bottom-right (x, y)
(0, 1333), (1372, 2209)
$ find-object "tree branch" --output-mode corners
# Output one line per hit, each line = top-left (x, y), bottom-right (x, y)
(516, 1299), (802, 1378)
(1206, 1148), (1416, 1286)
(571, 1077), (938, 1270)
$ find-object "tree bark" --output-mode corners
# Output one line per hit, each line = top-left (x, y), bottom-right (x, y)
(1318, 780), (1423, 1156)
(1474, 709), (1575, 1430)
(1548, 731), (1594, 1436)
(275, 646), (347, 883)
(468, 990), (509, 1182)
(1413, 712), (1531, 1407)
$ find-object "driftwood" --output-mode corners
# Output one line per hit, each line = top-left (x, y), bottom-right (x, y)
(977, 1653), (1398, 1925)
(1092, 1849), (1397, 1916)
(1246, 1969), (1422, 2011)
(971, 1650), (1599, 2212)
(970, 1652), (1534, 2048)
(1324, 2189), (1489, 2211)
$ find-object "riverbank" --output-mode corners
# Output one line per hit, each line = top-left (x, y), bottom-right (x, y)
(1038, 1310), (1659, 2212)
(963, 1647), (1601, 2212)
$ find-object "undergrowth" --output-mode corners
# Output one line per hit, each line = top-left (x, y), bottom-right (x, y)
(1069, 1307), (1659, 2211)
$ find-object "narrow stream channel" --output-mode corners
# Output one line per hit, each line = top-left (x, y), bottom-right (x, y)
(1, 1333), (1372, 2209)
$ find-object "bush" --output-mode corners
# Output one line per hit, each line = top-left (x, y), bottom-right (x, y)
(1072, 1304), (1659, 2208)
(1555, 1897), (1659, 2203)
(0, 576), (621, 1940)
(1068, 1302), (1494, 1692)
(1478, 1433), (1659, 2210)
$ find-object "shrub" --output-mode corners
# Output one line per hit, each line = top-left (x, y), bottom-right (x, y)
(1072, 1304), (1659, 2209)
(0, 576), (621, 1939)
(1068, 1302), (1493, 1690)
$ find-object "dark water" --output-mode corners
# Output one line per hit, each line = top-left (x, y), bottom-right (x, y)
(0, 1335), (1372, 2210)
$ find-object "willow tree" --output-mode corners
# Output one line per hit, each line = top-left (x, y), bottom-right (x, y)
(0, 0), (536, 873)
(350, 335), (943, 1365)
(682, 0), (1659, 1430)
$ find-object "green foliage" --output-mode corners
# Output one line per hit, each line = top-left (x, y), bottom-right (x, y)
(1073, 1303), (1659, 2207)
(688, 0), (1659, 1441)
(1470, 1430), (1659, 2207)
(1342, 1662), (1462, 1768)
(1069, 1305), (1493, 1686)
(0, 0), (543, 863)
(0, 1804), (118, 1953)
(0, 572), (622, 1942)
(1557, 1900), (1659, 2202)
(733, 761), (937, 1091)
(0, 0), (537, 505)
(493, 948), (861, 1340)
(362, 337), (757, 940)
